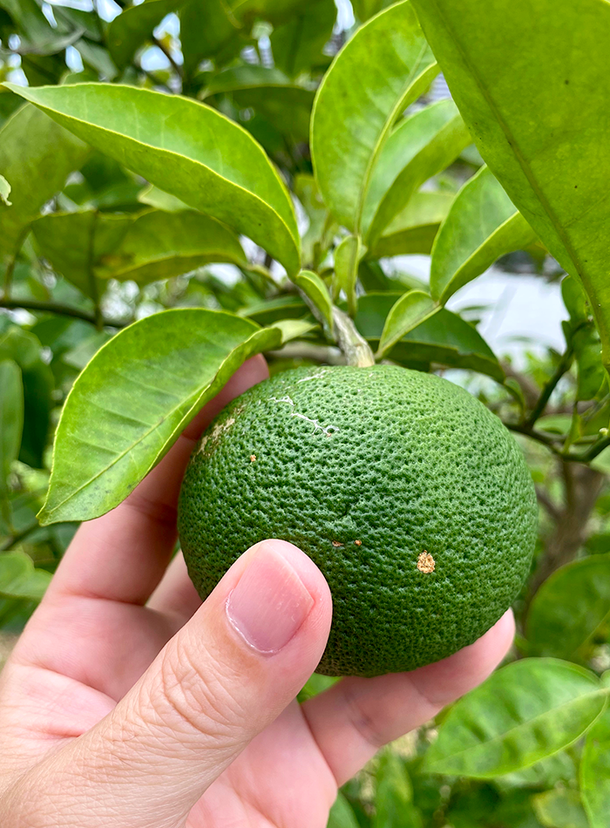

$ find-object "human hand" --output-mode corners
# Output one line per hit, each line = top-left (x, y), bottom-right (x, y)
(0, 356), (515, 828)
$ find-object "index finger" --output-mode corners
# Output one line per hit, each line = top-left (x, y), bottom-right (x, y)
(45, 355), (269, 606)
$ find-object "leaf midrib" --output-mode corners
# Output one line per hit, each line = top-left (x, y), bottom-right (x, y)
(428, 686), (607, 770)
(426, 0), (585, 287)
(42, 322), (262, 519)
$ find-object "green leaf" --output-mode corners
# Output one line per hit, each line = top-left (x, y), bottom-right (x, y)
(311, 0), (438, 233)
(0, 0), (53, 43)
(294, 270), (334, 332)
(33, 209), (247, 290)
(355, 293), (503, 380)
(0, 104), (88, 268)
(271, 318), (318, 344)
(334, 236), (361, 316)
(138, 184), (190, 213)
(107, 0), (182, 69)
(0, 552), (51, 601)
(205, 67), (315, 144)
(0, 361), (23, 514)
(180, 0), (241, 77)
(424, 658), (607, 778)
(369, 191), (453, 258)
(532, 789), (590, 828)
(4, 84), (301, 276)
(0, 327), (53, 470)
(294, 173), (334, 269)
(0, 173), (11, 206)
(572, 325), (605, 402)
(410, 0), (610, 372)
(374, 753), (422, 828)
(430, 166), (537, 304)
(363, 99), (470, 242)
(327, 792), (360, 828)
(377, 290), (438, 359)
(581, 705), (610, 828)
(270, 0), (336, 77)
(240, 294), (310, 326)
(231, 0), (310, 26)
(38, 310), (281, 525)
(527, 555), (610, 663)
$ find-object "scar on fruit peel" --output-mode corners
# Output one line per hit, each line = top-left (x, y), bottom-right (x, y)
(332, 540), (343, 547)
(354, 539), (362, 546)
(270, 395), (339, 437)
(250, 454), (256, 462)
(198, 417), (236, 455)
(417, 552), (435, 574)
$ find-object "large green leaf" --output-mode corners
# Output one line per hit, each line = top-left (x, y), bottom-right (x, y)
(526, 556), (610, 663)
(410, 0), (610, 369)
(369, 191), (454, 258)
(0, 104), (88, 268)
(107, 0), (182, 69)
(0, 551), (51, 601)
(532, 789), (590, 828)
(363, 99), (470, 242)
(373, 753), (422, 828)
(270, 0), (336, 77)
(0, 326), (53, 469)
(311, 0), (438, 234)
(33, 209), (247, 291)
(4, 84), (301, 276)
(377, 291), (438, 359)
(430, 166), (537, 304)
(424, 658), (607, 778)
(294, 270), (333, 332)
(581, 705), (610, 828)
(38, 310), (282, 524)
(355, 293), (504, 380)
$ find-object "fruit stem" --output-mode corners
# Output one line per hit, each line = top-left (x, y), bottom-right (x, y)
(332, 306), (375, 367)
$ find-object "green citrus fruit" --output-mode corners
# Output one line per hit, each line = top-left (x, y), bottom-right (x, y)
(178, 365), (537, 677)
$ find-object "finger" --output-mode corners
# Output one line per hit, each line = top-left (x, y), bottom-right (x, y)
(302, 609), (515, 786)
(147, 550), (202, 626)
(9, 541), (333, 828)
(46, 355), (269, 606)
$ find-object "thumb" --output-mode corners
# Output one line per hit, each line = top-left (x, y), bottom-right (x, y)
(12, 541), (332, 828)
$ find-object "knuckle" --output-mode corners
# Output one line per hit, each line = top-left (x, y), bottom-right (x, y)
(149, 633), (249, 747)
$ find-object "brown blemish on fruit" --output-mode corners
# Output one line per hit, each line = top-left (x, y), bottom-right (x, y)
(331, 540), (344, 547)
(250, 455), (256, 462)
(354, 539), (362, 546)
(417, 551), (435, 574)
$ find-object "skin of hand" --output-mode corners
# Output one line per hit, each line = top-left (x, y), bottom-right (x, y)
(0, 356), (515, 828)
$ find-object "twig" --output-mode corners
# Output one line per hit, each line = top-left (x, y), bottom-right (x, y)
(331, 306), (375, 368)
(524, 343), (575, 428)
(0, 297), (126, 327)
(152, 34), (183, 78)
(535, 486), (561, 522)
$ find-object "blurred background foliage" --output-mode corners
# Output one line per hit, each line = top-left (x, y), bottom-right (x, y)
(1, 1), (610, 826)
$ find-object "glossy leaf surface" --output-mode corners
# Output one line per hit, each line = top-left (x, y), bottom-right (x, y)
(411, 0), (610, 368)
(363, 99), (469, 242)
(425, 658), (607, 778)
(294, 270), (333, 332)
(527, 555), (610, 663)
(334, 236), (360, 317)
(5, 84), (300, 275)
(38, 310), (281, 524)
(311, 0), (437, 233)
(377, 291), (438, 359)
(430, 166), (537, 304)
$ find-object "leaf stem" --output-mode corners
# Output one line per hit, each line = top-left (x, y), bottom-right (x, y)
(1, 227), (30, 299)
(152, 34), (183, 78)
(331, 306), (375, 367)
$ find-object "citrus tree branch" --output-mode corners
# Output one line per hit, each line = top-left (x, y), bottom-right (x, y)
(0, 297), (126, 327)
